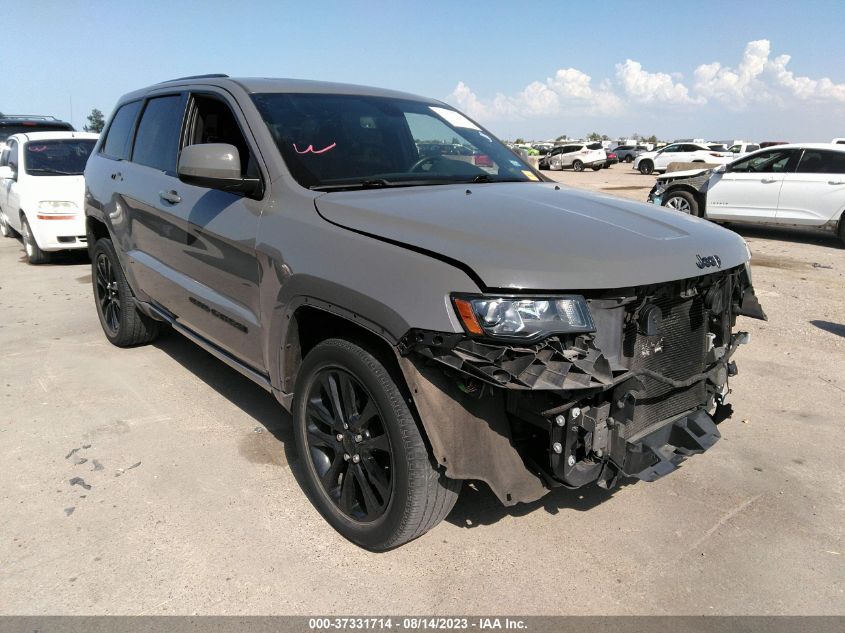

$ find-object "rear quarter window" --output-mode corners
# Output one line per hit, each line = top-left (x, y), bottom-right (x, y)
(102, 101), (142, 160)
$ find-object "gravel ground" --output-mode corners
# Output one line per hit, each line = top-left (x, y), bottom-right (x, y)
(1, 167), (843, 615)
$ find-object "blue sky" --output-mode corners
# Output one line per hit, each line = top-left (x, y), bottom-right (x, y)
(3, 0), (844, 142)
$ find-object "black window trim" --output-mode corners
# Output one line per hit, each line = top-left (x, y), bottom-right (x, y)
(99, 98), (145, 162)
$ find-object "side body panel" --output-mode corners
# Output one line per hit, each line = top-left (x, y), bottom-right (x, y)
(705, 172), (783, 222)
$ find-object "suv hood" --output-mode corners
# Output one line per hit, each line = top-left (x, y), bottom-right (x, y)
(314, 182), (749, 290)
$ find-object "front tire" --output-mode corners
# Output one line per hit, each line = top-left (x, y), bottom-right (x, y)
(639, 160), (654, 175)
(293, 338), (460, 551)
(91, 238), (161, 347)
(625, 155), (634, 163)
(663, 190), (700, 216)
(20, 215), (50, 264)
(573, 159), (584, 172)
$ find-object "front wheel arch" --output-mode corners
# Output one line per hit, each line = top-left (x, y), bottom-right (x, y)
(662, 186), (706, 217)
(283, 305), (408, 403)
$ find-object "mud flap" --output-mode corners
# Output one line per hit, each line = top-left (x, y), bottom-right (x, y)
(624, 410), (721, 482)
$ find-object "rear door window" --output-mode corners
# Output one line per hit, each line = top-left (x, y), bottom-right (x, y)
(795, 149), (845, 174)
(102, 101), (142, 160)
(132, 95), (185, 173)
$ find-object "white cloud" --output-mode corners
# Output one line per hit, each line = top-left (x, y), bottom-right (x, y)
(694, 39), (845, 107)
(615, 60), (702, 105)
(446, 40), (845, 126)
(446, 67), (621, 122)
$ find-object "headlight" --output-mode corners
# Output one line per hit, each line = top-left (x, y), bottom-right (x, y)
(38, 200), (77, 213)
(452, 295), (595, 339)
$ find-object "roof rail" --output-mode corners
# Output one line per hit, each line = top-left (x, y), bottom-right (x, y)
(159, 73), (229, 83)
(0, 115), (60, 121)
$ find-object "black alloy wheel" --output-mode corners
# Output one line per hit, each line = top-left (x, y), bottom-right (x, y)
(304, 367), (394, 522)
(95, 252), (121, 336)
(639, 160), (654, 175)
(90, 238), (160, 347)
(293, 338), (461, 550)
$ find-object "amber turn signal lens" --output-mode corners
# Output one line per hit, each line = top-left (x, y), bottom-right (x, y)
(453, 298), (483, 335)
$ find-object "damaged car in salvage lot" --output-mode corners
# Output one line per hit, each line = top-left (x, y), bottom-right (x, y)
(648, 144), (845, 244)
(84, 75), (767, 550)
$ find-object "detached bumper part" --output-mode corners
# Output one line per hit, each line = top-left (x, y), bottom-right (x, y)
(621, 409), (720, 482)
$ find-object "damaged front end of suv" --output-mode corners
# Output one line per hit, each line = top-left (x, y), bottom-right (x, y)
(397, 264), (766, 506)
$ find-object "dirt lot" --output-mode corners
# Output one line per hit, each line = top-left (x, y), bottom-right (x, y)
(1, 166), (843, 615)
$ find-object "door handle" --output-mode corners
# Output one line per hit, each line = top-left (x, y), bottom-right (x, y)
(828, 180), (845, 185)
(760, 177), (778, 183)
(159, 190), (181, 204)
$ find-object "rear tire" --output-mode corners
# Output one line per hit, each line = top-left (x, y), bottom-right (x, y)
(625, 155), (634, 163)
(639, 160), (654, 175)
(573, 160), (584, 172)
(293, 338), (460, 551)
(662, 190), (700, 216)
(91, 238), (161, 347)
(838, 214), (845, 246)
(20, 215), (50, 265)
(591, 164), (602, 171)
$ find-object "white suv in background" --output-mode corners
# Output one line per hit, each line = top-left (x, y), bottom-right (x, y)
(541, 143), (606, 171)
(633, 142), (732, 175)
(0, 131), (99, 263)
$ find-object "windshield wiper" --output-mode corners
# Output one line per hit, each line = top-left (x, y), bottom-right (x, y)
(311, 178), (457, 192)
(27, 168), (78, 175)
(467, 174), (527, 183)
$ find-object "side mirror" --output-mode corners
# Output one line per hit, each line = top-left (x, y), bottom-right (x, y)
(177, 143), (262, 197)
(714, 164), (728, 173)
(0, 165), (13, 180)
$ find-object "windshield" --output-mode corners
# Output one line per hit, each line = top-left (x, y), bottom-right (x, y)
(24, 139), (96, 176)
(251, 93), (539, 190)
(0, 123), (74, 143)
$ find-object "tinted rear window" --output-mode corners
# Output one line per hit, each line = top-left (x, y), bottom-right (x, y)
(132, 95), (184, 172)
(102, 101), (142, 160)
(0, 122), (74, 143)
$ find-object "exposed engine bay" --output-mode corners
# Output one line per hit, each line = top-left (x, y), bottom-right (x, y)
(397, 265), (767, 505)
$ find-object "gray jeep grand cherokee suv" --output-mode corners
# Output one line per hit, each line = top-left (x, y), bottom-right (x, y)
(84, 74), (766, 550)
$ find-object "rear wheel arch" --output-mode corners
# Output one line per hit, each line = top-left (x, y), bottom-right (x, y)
(86, 216), (111, 256)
